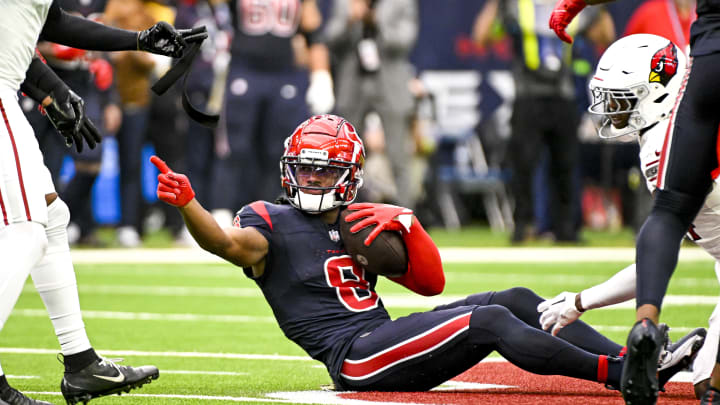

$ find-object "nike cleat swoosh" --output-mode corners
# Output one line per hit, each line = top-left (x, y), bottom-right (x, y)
(92, 373), (125, 383)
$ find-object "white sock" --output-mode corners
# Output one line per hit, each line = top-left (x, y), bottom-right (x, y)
(30, 198), (91, 355)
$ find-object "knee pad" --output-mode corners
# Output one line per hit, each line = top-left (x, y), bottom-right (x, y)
(469, 305), (515, 344)
(46, 198), (70, 253)
(653, 189), (707, 226)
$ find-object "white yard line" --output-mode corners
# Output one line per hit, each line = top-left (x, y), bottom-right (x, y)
(0, 347), (313, 361)
(69, 247), (714, 264)
(12, 308), (276, 323)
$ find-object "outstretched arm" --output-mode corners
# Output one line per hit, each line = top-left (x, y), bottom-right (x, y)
(150, 156), (268, 268)
(41, 1), (207, 57)
(538, 263), (637, 335)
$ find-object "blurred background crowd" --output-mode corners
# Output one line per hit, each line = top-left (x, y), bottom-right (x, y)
(25, 0), (696, 247)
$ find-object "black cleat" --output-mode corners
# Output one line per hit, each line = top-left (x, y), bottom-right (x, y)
(657, 327), (706, 390)
(60, 358), (158, 405)
(621, 318), (663, 405)
(0, 386), (53, 405)
(702, 387), (720, 404)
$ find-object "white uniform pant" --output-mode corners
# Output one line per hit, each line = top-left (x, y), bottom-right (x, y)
(0, 89), (55, 229)
(0, 222), (46, 330)
(693, 261), (720, 384)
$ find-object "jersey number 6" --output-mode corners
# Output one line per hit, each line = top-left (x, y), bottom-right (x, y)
(324, 255), (380, 312)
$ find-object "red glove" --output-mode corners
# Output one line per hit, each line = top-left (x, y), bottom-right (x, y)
(345, 203), (414, 246)
(51, 44), (86, 61)
(549, 0), (587, 44)
(89, 59), (113, 91)
(150, 155), (195, 207)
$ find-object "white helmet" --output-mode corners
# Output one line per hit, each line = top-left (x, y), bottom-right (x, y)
(588, 34), (686, 139)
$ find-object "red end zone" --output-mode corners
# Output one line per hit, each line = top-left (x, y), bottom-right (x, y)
(339, 361), (697, 404)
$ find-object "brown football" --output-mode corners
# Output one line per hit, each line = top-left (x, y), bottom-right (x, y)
(339, 209), (408, 277)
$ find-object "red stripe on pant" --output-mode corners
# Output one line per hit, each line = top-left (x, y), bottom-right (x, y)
(341, 312), (472, 380)
(0, 99), (31, 221)
(597, 355), (609, 382)
(0, 187), (8, 225)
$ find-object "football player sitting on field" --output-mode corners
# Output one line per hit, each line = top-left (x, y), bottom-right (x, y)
(537, 33), (720, 401)
(151, 114), (698, 393)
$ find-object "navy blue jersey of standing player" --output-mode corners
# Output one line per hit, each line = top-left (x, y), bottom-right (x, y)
(210, 0), (322, 210)
(150, 114), (700, 393)
(229, 0), (310, 71)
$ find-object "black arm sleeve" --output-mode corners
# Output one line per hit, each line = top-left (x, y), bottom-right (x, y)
(300, 25), (321, 46)
(40, 1), (138, 51)
(20, 57), (69, 104)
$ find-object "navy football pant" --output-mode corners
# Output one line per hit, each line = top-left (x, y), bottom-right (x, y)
(338, 287), (621, 391)
(636, 52), (720, 309)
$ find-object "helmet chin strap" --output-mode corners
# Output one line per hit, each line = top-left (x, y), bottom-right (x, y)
(293, 190), (337, 213)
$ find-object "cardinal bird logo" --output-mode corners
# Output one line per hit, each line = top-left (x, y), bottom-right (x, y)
(649, 42), (679, 86)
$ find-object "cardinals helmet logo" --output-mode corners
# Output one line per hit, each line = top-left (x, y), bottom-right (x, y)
(649, 42), (678, 86)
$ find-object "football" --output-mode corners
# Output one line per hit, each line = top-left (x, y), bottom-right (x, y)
(339, 209), (408, 277)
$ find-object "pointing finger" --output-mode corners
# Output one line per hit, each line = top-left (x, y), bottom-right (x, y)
(150, 155), (171, 174)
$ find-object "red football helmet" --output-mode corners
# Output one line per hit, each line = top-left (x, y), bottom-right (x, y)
(281, 115), (365, 213)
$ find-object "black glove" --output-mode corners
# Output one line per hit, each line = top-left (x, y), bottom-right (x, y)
(44, 90), (101, 153)
(137, 22), (208, 58)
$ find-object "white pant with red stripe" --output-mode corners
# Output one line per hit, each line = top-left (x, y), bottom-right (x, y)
(0, 89), (55, 229)
(0, 221), (47, 331)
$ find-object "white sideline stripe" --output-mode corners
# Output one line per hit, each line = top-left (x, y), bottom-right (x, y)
(65, 285), (259, 297)
(0, 348), (313, 361)
(381, 293), (719, 309)
(27, 391), (425, 404)
(26, 392), (291, 403)
(69, 247), (714, 264)
(11, 295), (714, 324)
(12, 309), (275, 323)
(11, 371), (250, 377)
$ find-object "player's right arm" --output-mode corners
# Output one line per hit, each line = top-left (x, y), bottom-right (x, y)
(150, 156), (268, 268)
(538, 263), (637, 335)
(549, 0), (615, 43)
(40, 0), (207, 57)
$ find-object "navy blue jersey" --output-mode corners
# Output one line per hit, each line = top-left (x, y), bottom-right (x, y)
(690, 0), (720, 56)
(230, 0), (303, 71)
(236, 201), (391, 381)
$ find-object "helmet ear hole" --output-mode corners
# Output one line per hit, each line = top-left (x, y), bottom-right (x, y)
(654, 93), (669, 104)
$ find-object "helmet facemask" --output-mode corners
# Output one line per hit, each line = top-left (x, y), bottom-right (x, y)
(588, 85), (646, 139)
(281, 154), (363, 214)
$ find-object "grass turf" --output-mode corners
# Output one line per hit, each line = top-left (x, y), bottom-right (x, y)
(1, 256), (715, 404)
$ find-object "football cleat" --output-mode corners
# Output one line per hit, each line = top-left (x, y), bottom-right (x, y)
(60, 358), (158, 405)
(702, 387), (720, 404)
(0, 386), (52, 405)
(621, 318), (664, 405)
(657, 327), (706, 390)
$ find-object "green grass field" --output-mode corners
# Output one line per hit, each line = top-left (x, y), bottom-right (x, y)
(1, 245), (716, 404)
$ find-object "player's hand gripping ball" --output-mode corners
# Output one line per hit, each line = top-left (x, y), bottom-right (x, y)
(339, 203), (409, 277)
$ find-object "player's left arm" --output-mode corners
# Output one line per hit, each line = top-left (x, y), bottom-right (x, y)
(21, 54), (101, 153)
(346, 203), (445, 296)
(40, 0), (207, 57)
